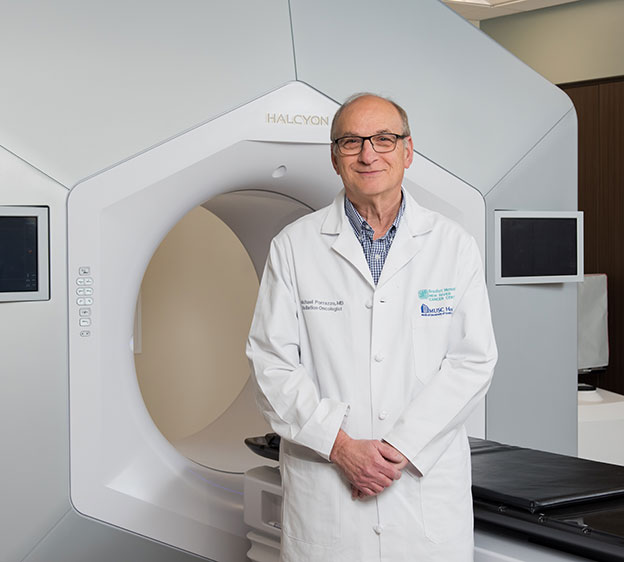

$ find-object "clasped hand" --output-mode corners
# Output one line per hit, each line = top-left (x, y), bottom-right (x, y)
(330, 429), (408, 499)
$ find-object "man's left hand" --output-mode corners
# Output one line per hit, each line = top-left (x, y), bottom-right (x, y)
(350, 442), (409, 499)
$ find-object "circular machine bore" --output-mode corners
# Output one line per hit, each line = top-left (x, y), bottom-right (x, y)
(133, 190), (312, 473)
(134, 204), (259, 444)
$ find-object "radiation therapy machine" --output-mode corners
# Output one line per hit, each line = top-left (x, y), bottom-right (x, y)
(0, 1), (585, 561)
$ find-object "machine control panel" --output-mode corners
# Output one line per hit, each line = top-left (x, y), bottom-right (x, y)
(76, 266), (93, 336)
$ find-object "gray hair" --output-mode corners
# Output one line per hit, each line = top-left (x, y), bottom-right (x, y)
(330, 92), (411, 142)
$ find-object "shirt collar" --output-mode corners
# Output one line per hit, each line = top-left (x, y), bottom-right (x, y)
(344, 191), (405, 240)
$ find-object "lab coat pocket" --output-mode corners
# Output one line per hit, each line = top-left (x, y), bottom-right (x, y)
(411, 316), (451, 384)
(418, 438), (472, 543)
(281, 453), (341, 546)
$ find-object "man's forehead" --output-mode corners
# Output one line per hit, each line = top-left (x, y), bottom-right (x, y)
(336, 96), (403, 133)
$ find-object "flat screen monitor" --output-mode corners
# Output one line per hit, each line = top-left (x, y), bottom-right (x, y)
(494, 210), (583, 285)
(0, 206), (49, 301)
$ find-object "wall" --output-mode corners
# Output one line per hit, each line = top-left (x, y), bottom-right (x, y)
(482, 1), (624, 395)
(135, 205), (259, 443)
(480, 0), (624, 85)
(563, 77), (624, 395)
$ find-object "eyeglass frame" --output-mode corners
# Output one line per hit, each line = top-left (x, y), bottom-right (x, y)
(332, 133), (409, 156)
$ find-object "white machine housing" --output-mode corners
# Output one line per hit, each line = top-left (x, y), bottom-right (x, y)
(0, 1), (578, 561)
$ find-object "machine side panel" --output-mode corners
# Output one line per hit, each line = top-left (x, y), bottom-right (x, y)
(485, 110), (578, 455)
(22, 510), (207, 562)
(0, 147), (70, 562)
(290, 0), (573, 194)
(0, 0), (295, 187)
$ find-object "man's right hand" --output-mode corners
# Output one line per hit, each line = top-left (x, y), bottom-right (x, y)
(329, 429), (407, 497)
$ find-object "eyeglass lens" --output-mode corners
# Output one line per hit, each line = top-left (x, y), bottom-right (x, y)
(337, 134), (399, 155)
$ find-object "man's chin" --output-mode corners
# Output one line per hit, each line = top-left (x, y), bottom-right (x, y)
(346, 184), (400, 199)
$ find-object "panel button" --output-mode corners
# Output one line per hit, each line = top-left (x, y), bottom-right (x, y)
(76, 278), (85, 286)
(83, 297), (93, 305)
(80, 330), (91, 337)
(77, 298), (86, 306)
(79, 318), (92, 327)
(79, 266), (91, 275)
(83, 277), (93, 286)
(83, 287), (93, 296)
(79, 308), (91, 317)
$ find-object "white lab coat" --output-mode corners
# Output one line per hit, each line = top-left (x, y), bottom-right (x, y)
(247, 190), (497, 562)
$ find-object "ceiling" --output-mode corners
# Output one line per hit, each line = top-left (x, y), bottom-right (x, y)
(443, 0), (582, 21)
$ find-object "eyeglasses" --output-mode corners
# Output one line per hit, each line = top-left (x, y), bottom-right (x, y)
(332, 133), (408, 156)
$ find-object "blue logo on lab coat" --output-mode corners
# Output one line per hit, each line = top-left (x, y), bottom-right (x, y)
(421, 303), (453, 317)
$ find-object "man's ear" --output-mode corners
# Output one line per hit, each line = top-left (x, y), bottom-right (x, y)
(404, 136), (414, 169)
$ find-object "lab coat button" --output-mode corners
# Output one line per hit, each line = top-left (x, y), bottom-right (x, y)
(365, 300), (373, 309)
(378, 410), (388, 420)
(373, 524), (383, 535)
(374, 353), (384, 363)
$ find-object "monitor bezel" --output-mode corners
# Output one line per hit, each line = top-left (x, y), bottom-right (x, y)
(494, 210), (584, 285)
(0, 206), (50, 302)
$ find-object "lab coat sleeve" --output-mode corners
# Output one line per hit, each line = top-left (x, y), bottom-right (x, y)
(383, 235), (497, 476)
(246, 235), (350, 461)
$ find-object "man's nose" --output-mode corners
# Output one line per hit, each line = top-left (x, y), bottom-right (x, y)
(358, 138), (378, 163)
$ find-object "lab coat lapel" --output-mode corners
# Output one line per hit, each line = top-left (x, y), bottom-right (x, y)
(321, 191), (375, 289)
(376, 191), (434, 289)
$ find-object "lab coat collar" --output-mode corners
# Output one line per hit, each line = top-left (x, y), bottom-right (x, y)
(320, 189), (434, 236)
(321, 189), (434, 289)
(322, 190), (374, 287)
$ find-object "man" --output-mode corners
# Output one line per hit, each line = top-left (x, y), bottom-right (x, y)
(247, 93), (497, 561)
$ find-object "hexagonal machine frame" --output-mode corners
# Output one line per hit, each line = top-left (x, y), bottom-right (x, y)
(67, 80), (489, 560)
(0, 1), (577, 561)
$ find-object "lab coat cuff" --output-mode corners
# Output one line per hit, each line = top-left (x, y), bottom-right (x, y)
(383, 433), (429, 476)
(295, 399), (350, 461)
